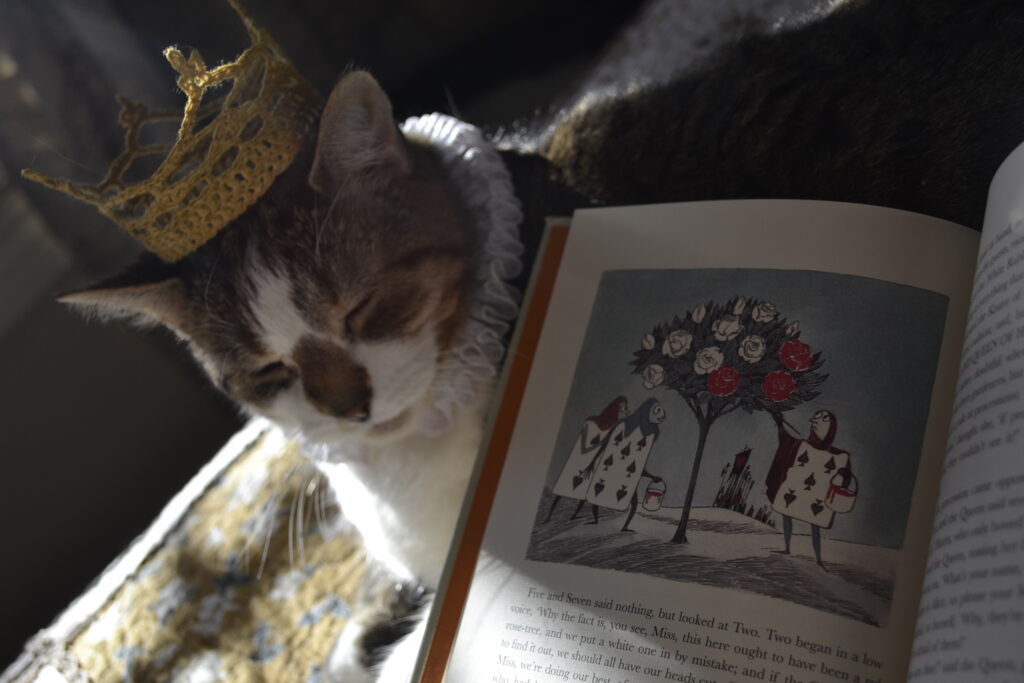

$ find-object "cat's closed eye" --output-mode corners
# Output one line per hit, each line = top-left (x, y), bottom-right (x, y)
(219, 361), (297, 406)
(244, 361), (298, 401)
(345, 286), (435, 341)
(344, 295), (373, 340)
(252, 361), (296, 382)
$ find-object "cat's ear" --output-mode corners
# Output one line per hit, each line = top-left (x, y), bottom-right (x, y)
(309, 71), (411, 193)
(59, 273), (189, 334)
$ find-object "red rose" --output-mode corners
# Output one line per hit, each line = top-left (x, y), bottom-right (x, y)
(707, 366), (740, 396)
(779, 340), (812, 371)
(762, 371), (796, 402)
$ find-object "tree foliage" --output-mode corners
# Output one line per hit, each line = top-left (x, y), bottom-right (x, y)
(630, 296), (828, 542)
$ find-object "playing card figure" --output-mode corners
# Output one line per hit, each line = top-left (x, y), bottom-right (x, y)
(765, 410), (853, 567)
(546, 396), (629, 522)
(585, 398), (666, 531)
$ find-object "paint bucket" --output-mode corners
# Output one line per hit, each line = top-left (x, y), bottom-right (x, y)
(642, 480), (667, 512)
(825, 471), (857, 513)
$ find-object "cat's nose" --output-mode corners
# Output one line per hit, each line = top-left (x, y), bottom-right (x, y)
(341, 401), (371, 423)
(305, 385), (372, 422)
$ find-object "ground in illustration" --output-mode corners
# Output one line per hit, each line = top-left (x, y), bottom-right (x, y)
(527, 487), (895, 627)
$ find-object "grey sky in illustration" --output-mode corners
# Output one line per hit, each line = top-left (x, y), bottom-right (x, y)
(542, 268), (949, 549)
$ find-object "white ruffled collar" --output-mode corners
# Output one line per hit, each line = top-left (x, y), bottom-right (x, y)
(400, 113), (524, 435)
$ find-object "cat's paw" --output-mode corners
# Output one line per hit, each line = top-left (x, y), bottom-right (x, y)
(326, 590), (429, 683)
(325, 611), (380, 683)
(374, 616), (428, 682)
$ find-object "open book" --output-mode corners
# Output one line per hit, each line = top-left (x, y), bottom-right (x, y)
(415, 140), (1024, 682)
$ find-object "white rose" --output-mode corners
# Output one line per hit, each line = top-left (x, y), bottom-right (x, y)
(751, 301), (778, 323)
(642, 364), (665, 389)
(691, 304), (706, 324)
(738, 335), (766, 363)
(661, 329), (693, 358)
(642, 333), (656, 350)
(712, 315), (743, 342)
(693, 347), (724, 375)
(733, 297), (747, 315)
(786, 321), (801, 337)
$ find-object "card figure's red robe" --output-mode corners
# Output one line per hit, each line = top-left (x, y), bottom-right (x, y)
(552, 396), (627, 500)
(766, 414), (851, 528)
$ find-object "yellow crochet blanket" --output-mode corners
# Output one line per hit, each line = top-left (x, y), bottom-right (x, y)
(5, 422), (368, 682)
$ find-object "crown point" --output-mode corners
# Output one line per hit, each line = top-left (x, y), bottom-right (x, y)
(22, 0), (322, 264)
(163, 46), (187, 70)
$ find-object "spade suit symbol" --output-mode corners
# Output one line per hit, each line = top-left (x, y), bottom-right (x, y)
(784, 489), (796, 507)
(824, 456), (836, 473)
(620, 443), (631, 457)
(637, 436), (648, 449)
(603, 454), (614, 470)
(614, 432), (623, 445)
(615, 485), (628, 502)
(811, 499), (824, 516)
(626, 461), (636, 477)
(572, 474), (584, 489)
(594, 479), (605, 496)
(589, 434), (601, 447)
(797, 453), (810, 466)
(803, 473), (816, 491)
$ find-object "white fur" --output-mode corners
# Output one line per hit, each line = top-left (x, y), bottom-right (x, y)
(250, 266), (314, 358)
(351, 335), (440, 427)
(313, 390), (487, 586)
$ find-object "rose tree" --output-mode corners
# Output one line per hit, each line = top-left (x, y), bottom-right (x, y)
(633, 297), (827, 543)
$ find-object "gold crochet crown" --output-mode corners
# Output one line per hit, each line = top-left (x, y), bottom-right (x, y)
(23, 0), (322, 262)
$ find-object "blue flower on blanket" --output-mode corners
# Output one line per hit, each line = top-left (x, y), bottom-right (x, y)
(213, 555), (252, 592)
(115, 645), (144, 682)
(137, 558), (166, 581)
(241, 496), (284, 537)
(227, 453), (273, 510)
(153, 643), (180, 670)
(269, 566), (314, 601)
(299, 594), (351, 627)
(148, 577), (195, 626)
(250, 621), (285, 663)
(194, 589), (240, 636)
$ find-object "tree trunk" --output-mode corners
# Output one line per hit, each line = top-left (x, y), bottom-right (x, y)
(671, 420), (710, 543)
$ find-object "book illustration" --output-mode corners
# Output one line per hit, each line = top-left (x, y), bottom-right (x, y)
(526, 269), (948, 627)
(546, 396), (628, 523)
(713, 446), (774, 523)
(767, 409), (854, 565)
(546, 397), (667, 528)
(630, 297), (827, 544)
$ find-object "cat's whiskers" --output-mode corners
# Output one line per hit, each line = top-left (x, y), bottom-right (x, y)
(297, 487), (306, 568)
(287, 484), (298, 569)
(252, 490), (281, 580)
(314, 474), (328, 533)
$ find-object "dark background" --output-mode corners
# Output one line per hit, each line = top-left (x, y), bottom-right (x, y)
(0, 0), (647, 664)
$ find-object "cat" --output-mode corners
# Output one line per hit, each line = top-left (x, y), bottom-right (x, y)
(60, 71), (519, 682)
(59, 0), (1024, 679)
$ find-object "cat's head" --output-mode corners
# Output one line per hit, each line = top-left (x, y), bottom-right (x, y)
(61, 72), (477, 443)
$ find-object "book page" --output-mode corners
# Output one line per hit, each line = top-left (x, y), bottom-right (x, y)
(908, 141), (1024, 681)
(433, 201), (976, 683)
